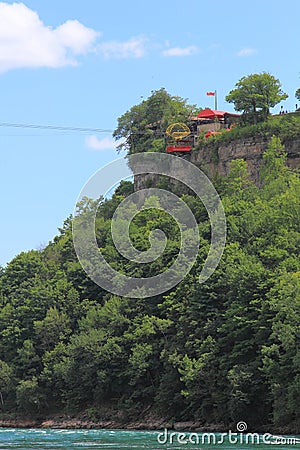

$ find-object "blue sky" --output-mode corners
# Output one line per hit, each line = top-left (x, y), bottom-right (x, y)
(1, 0), (300, 266)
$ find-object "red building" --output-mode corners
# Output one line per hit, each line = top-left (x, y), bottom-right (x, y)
(192, 108), (240, 134)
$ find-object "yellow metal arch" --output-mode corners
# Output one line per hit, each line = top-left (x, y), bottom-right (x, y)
(165, 122), (191, 141)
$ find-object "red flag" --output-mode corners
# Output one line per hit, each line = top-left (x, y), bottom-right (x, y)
(206, 91), (215, 96)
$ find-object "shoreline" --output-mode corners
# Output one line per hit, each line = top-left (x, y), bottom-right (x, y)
(0, 415), (298, 435)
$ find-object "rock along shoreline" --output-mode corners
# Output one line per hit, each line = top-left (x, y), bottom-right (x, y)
(0, 415), (299, 435)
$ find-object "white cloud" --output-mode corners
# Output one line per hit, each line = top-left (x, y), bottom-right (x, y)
(0, 2), (99, 72)
(162, 45), (198, 57)
(237, 47), (257, 57)
(86, 135), (118, 151)
(97, 36), (146, 59)
(55, 20), (99, 55)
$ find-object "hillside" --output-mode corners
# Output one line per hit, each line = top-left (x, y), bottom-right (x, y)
(0, 137), (299, 432)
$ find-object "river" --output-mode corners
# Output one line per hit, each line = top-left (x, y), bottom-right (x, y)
(0, 428), (299, 449)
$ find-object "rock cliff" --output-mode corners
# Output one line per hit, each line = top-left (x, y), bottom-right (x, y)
(190, 136), (300, 184)
(134, 136), (300, 190)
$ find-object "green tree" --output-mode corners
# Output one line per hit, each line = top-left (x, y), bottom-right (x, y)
(34, 307), (71, 352)
(261, 272), (300, 426)
(0, 360), (14, 411)
(16, 376), (45, 414)
(113, 88), (196, 155)
(225, 158), (254, 195)
(114, 180), (134, 197)
(260, 135), (287, 186)
(226, 73), (288, 123)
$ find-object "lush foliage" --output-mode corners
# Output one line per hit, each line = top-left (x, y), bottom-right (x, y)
(225, 73), (288, 124)
(113, 88), (197, 155)
(0, 141), (299, 431)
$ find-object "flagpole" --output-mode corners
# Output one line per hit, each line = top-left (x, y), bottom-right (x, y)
(215, 90), (218, 110)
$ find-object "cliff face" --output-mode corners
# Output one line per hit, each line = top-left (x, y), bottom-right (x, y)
(134, 136), (300, 190)
(190, 136), (300, 184)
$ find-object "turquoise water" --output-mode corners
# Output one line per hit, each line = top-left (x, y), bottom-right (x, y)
(0, 428), (299, 450)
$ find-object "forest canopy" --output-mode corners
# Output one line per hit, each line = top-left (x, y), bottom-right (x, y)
(0, 136), (299, 431)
